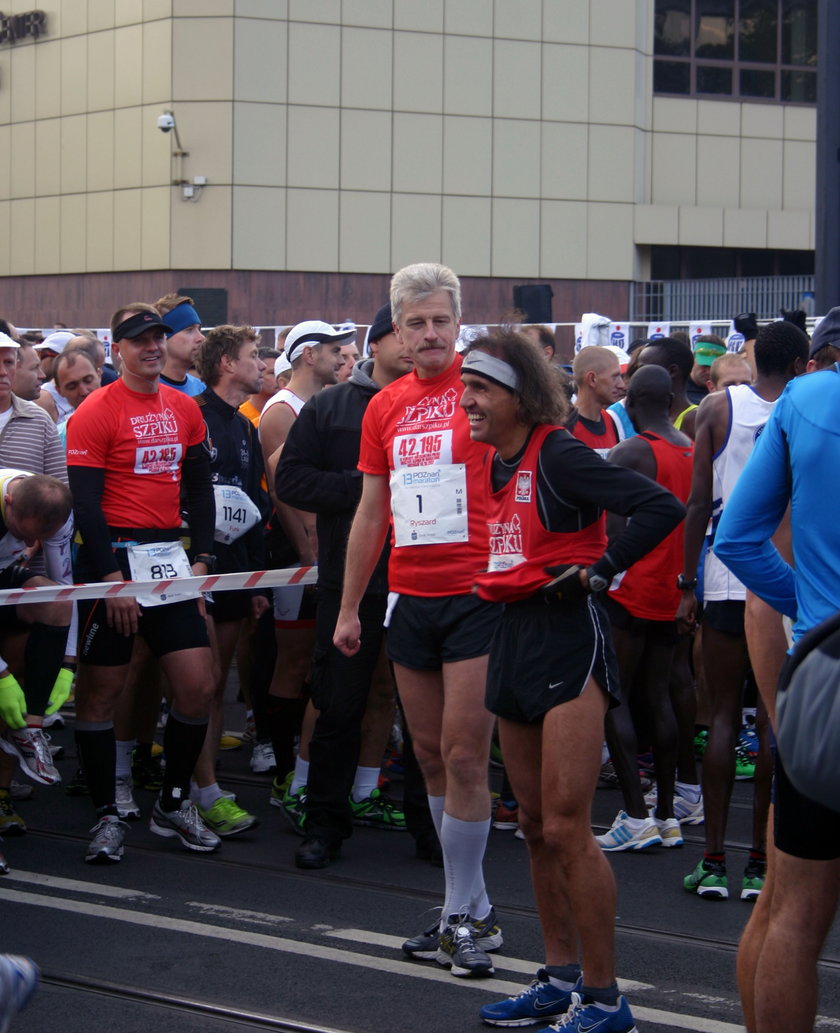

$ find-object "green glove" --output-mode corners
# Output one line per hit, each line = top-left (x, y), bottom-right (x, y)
(45, 666), (74, 717)
(0, 672), (27, 730)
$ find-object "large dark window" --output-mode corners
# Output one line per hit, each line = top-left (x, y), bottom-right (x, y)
(650, 245), (814, 279)
(654, 0), (816, 103)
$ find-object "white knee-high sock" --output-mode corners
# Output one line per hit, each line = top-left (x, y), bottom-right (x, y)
(428, 794), (445, 839)
(440, 812), (491, 924)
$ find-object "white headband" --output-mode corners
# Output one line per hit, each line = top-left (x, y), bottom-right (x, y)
(462, 349), (519, 391)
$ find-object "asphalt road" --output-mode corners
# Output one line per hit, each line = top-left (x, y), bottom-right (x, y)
(3, 698), (838, 1033)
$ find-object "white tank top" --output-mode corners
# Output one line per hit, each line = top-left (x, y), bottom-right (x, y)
(259, 387), (305, 424)
(704, 385), (776, 602)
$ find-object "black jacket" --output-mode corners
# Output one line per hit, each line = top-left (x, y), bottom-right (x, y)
(195, 388), (269, 576)
(275, 359), (389, 594)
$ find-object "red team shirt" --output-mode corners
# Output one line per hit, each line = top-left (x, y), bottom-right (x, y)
(608, 431), (693, 621)
(358, 355), (491, 597)
(65, 378), (206, 530)
(474, 424), (606, 603)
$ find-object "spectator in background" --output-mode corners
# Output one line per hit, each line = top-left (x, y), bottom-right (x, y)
(33, 332), (76, 423)
(686, 335), (727, 405)
(11, 342), (45, 403)
(708, 353), (754, 391)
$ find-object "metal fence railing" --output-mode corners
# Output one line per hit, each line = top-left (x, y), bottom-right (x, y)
(630, 275), (815, 323)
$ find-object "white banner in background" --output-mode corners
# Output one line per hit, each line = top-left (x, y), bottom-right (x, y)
(688, 322), (712, 346)
(646, 321), (671, 340)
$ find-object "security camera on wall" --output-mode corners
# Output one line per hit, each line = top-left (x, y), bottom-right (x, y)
(157, 112), (175, 133)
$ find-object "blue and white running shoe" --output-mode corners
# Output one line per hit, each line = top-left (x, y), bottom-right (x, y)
(544, 992), (637, 1033)
(480, 969), (579, 1026)
(0, 955), (39, 1033)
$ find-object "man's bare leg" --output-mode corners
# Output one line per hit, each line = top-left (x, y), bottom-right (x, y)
(753, 851), (840, 1033)
(737, 592), (788, 1032)
(396, 656), (494, 919)
(498, 717), (577, 966)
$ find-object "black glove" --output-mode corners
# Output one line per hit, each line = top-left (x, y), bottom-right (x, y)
(541, 564), (587, 603)
(734, 312), (759, 339)
(780, 309), (807, 333)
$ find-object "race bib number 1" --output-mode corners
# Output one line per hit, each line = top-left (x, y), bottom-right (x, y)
(126, 541), (200, 607)
(390, 463), (469, 547)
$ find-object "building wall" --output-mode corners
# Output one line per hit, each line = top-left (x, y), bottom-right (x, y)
(0, 0), (816, 323)
(636, 96), (815, 274)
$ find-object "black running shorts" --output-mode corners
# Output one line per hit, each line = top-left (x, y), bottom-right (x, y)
(386, 592), (502, 671)
(773, 655), (840, 860)
(486, 593), (620, 724)
(702, 599), (746, 636)
(75, 541), (209, 666)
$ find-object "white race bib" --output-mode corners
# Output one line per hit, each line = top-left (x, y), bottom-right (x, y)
(390, 464), (468, 547)
(213, 484), (261, 544)
(133, 443), (182, 476)
(126, 541), (200, 608)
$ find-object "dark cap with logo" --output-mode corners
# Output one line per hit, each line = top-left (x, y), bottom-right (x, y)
(113, 311), (173, 342)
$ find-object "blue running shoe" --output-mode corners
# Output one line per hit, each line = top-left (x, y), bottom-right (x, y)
(545, 992), (637, 1033)
(0, 955), (39, 1033)
(480, 969), (579, 1026)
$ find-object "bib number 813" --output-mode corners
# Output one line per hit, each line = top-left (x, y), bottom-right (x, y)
(149, 563), (179, 580)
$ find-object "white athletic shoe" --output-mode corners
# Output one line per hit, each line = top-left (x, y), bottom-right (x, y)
(596, 810), (662, 851)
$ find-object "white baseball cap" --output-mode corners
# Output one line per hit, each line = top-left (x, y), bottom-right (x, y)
(284, 320), (356, 365)
(34, 330), (75, 355)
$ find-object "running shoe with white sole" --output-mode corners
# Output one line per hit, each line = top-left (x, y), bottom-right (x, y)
(493, 800), (520, 831)
(596, 811), (662, 851)
(85, 815), (128, 864)
(403, 907), (503, 960)
(543, 991), (636, 1033)
(673, 794), (704, 825)
(436, 914), (495, 977)
(0, 954), (39, 1033)
(149, 800), (221, 852)
(198, 796), (259, 838)
(683, 858), (728, 899)
(653, 816), (684, 847)
(740, 857), (766, 902)
(0, 727), (60, 785)
(270, 772), (306, 835)
(349, 788), (406, 830)
(480, 969), (579, 1026)
(115, 774), (141, 820)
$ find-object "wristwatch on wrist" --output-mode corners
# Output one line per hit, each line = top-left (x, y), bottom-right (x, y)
(193, 553), (217, 573)
(585, 567), (610, 594)
(677, 573), (698, 591)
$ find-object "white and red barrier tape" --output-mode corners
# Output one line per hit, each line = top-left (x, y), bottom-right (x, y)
(0, 565), (317, 607)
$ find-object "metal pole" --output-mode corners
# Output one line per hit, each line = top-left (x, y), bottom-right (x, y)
(815, 0), (840, 313)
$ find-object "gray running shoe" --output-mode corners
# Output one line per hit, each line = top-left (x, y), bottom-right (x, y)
(85, 815), (128, 864)
(402, 919), (441, 960)
(402, 907), (503, 960)
(149, 800), (221, 852)
(436, 914), (495, 977)
(115, 775), (141, 820)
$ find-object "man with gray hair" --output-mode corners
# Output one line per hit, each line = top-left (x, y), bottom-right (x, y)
(334, 263), (502, 978)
